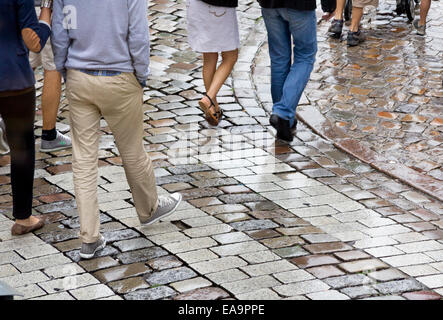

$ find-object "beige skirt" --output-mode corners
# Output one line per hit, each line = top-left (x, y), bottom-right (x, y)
(353, 0), (379, 8)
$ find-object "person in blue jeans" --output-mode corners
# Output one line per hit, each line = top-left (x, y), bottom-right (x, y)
(259, 0), (335, 142)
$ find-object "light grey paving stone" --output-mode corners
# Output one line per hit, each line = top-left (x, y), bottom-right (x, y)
(399, 264), (440, 277)
(30, 292), (75, 300)
(124, 286), (176, 300)
(191, 256), (248, 275)
(206, 269), (250, 285)
(184, 224), (233, 238)
(212, 232), (252, 244)
(137, 222), (180, 236)
(148, 231), (190, 245)
(340, 286), (378, 299)
(0, 264), (19, 278)
(181, 216), (222, 228)
(274, 280), (330, 297)
(0, 235), (46, 253)
(98, 295), (124, 300)
(395, 241), (443, 254)
(177, 249), (219, 264)
(15, 244), (59, 259)
(307, 290), (350, 300)
(210, 241), (268, 256)
(0, 251), (24, 265)
(240, 260), (296, 277)
(289, 206), (337, 218)
(354, 236), (399, 249)
(364, 246), (405, 258)
(323, 274), (373, 289)
(163, 237), (218, 254)
(221, 275), (281, 295)
(375, 279), (425, 295)
(381, 253), (434, 267)
(425, 250), (443, 262)
(170, 277), (212, 293)
(43, 263), (85, 279)
(39, 273), (99, 294)
(416, 274), (443, 289)
(15, 284), (46, 300)
(13, 253), (71, 273)
(240, 250), (281, 264)
(236, 288), (281, 300)
(70, 284), (115, 300)
(362, 296), (406, 300)
(362, 225), (414, 237)
(273, 270), (315, 284)
(391, 232), (429, 243)
(0, 271), (49, 287)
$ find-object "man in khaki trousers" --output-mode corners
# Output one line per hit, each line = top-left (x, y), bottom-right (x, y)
(51, 0), (182, 259)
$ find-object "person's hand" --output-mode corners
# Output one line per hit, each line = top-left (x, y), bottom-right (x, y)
(22, 28), (41, 52)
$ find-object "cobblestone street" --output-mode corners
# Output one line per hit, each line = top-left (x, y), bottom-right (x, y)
(0, 0), (442, 300)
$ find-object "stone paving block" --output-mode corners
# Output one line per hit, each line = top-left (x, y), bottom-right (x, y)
(39, 273), (99, 294)
(304, 242), (353, 254)
(93, 263), (150, 283)
(416, 274), (443, 289)
(375, 279), (425, 295)
(66, 246), (120, 263)
(148, 231), (190, 245)
(307, 290), (350, 300)
(43, 263), (85, 279)
(273, 269), (314, 284)
(177, 249), (219, 264)
(399, 264), (440, 277)
(273, 246), (309, 259)
(334, 250), (370, 261)
(364, 246), (404, 258)
(354, 236), (399, 249)
(0, 251), (23, 265)
(0, 264), (19, 278)
(340, 286), (378, 299)
(70, 284), (114, 300)
(381, 253), (434, 267)
(291, 255), (340, 268)
(211, 241), (268, 256)
(222, 275), (281, 295)
(170, 277), (212, 293)
(137, 222), (180, 236)
(78, 256), (119, 272)
(240, 250), (281, 264)
(146, 255), (183, 271)
(402, 291), (442, 300)
(13, 253), (71, 273)
(367, 268), (407, 282)
(163, 237), (217, 254)
(206, 269), (250, 285)
(116, 247), (169, 264)
(324, 274), (373, 289)
(338, 259), (389, 273)
(307, 265), (345, 279)
(240, 260), (296, 277)
(184, 224), (233, 238)
(301, 233), (340, 244)
(145, 267), (197, 286)
(289, 205), (337, 218)
(173, 287), (230, 300)
(124, 286), (176, 300)
(274, 279), (330, 297)
(15, 284), (46, 300)
(15, 243), (59, 259)
(391, 232), (429, 243)
(425, 250), (443, 262)
(191, 256), (248, 275)
(52, 238), (82, 252)
(113, 238), (154, 252)
(31, 292), (75, 300)
(236, 288), (281, 300)
(395, 241), (443, 254)
(108, 277), (149, 294)
(230, 219), (279, 232)
(212, 231), (251, 244)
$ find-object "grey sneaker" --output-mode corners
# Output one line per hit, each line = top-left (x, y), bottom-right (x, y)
(328, 19), (344, 38)
(0, 118), (9, 155)
(413, 20), (426, 36)
(40, 130), (72, 152)
(347, 30), (365, 46)
(141, 193), (182, 226)
(79, 235), (106, 260)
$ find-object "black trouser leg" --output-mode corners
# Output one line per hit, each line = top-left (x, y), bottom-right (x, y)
(0, 89), (36, 220)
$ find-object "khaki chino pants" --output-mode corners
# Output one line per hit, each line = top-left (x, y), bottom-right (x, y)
(66, 70), (158, 243)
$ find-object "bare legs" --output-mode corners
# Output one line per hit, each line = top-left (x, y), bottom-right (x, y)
(419, 0), (431, 26)
(350, 7), (363, 32)
(200, 49), (238, 120)
(41, 69), (62, 131)
(334, 0), (346, 20)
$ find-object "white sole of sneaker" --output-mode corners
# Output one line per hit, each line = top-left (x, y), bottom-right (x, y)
(39, 145), (72, 153)
(142, 193), (182, 226)
(79, 239), (107, 260)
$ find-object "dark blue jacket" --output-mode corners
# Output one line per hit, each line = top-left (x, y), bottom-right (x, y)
(0, 0), (51, 92)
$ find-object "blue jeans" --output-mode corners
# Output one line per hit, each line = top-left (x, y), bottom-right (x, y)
(262, 8), (317, 127)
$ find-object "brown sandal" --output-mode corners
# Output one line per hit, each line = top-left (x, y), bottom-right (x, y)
(199, 94), (223, 126)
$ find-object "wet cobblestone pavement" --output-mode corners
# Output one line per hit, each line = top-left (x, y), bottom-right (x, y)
(0, 0), (442, 300)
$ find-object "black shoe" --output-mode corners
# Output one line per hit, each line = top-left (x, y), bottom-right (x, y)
(328, 19), (344, 38)
(269, 114), (294, 142)
(347, 30), (365, 46)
